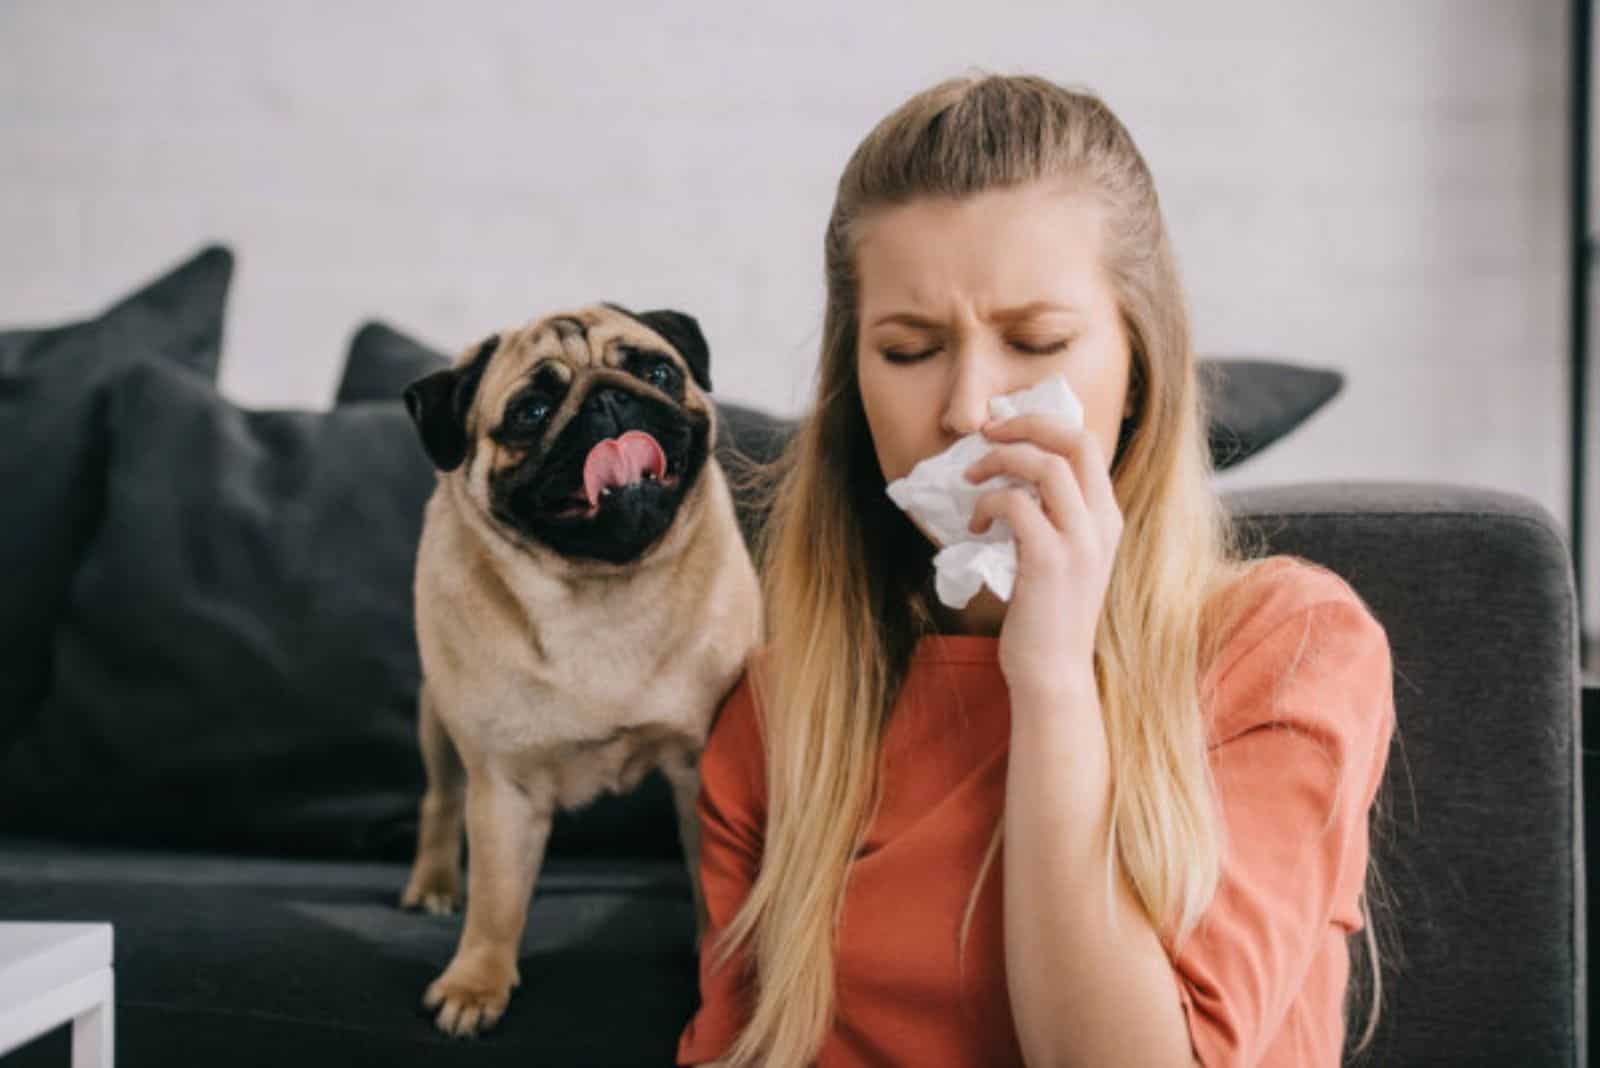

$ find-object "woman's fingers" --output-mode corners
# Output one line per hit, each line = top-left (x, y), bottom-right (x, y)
(974, 416), (1121, 541)
(967, 486), (1058, 567)
(965, 439), (1086, 538)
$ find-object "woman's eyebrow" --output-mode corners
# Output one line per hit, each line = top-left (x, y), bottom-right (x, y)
(869, 301), (1080, 328)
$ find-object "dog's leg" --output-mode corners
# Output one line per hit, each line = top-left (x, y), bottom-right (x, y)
(660, 750), (709, 946)
(401, 682), (466, 914)
(423, 769), (552, 1037)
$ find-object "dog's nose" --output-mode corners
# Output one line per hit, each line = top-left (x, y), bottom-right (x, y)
(587, 387), (632, 433)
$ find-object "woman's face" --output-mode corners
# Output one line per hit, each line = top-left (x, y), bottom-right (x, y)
(854, 180), (1134, 504)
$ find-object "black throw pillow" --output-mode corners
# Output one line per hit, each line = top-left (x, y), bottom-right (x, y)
(0, 357), (692, 862)
(1199, 358), (1344, 469)
(0, 327), (48, 365)
(0, 359), (432, 858)
(0, 244), (232, 733)
(334, 320), (452, 405)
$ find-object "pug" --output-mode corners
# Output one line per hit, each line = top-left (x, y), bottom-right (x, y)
(397, 303), (762, 1037)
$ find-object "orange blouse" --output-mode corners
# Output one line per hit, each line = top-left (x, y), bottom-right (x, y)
(677, 556), (1397, 1067)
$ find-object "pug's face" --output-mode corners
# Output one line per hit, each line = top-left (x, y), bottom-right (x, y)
(403, 302), (715, 566)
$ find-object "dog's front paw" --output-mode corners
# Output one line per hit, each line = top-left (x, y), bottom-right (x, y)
(422, 954), (519, 1037)
(400, 864), (463, 915)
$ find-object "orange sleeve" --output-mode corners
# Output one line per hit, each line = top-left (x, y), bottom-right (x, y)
(677, 670), (766, 1065)
(1169, 595), (1396, 1067)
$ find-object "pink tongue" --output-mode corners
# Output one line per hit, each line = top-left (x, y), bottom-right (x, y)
(582, 430), (667, 507)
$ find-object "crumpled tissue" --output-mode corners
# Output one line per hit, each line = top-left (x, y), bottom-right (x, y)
(884, 374), (1084, 609)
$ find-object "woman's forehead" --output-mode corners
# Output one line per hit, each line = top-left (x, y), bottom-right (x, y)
(853, 186), (1111, 322)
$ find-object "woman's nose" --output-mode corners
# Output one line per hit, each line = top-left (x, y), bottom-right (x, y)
(939, 349), (997, 437)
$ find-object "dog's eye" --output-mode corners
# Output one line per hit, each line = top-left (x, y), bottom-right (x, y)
(645, 361), (675, 391)
(509, 396), (552, 428)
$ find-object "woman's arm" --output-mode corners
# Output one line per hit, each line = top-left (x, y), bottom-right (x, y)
(1003, 674), (1199, 1068)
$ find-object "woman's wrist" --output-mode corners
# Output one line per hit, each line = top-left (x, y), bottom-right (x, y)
(1005, 664), (1099, 710)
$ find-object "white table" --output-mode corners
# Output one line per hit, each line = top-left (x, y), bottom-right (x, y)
(0, 924), (113, 1067)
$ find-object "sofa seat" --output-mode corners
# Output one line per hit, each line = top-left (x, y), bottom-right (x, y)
(0, 834), (699, 1066)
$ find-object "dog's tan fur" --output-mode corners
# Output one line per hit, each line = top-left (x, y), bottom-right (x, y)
(399, 304), (761, 1037)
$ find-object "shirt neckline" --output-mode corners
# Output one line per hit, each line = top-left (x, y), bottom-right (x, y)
(912, 632), (1001, 663)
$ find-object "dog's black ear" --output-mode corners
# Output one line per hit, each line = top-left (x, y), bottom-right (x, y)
(402, 333), (499, 472)
(403, 369), (467, 471)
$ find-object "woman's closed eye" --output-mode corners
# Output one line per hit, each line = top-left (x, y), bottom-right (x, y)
(880, 338), (1072, 364)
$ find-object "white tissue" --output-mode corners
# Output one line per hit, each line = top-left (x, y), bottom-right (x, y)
(884, 374), (1085, 609)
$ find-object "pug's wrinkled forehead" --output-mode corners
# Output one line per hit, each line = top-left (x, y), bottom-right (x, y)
(471, 303), (711, 421)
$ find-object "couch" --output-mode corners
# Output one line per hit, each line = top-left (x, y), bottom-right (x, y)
(0, 247), (1584, 1066)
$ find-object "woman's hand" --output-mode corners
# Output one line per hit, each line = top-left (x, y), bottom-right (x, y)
(964, 413), (1124, 698)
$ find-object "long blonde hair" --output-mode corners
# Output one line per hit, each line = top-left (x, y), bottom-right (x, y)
(711, 70), (1391, 1066)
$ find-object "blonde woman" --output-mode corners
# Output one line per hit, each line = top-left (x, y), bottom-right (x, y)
(677, 72), (1396, 1068)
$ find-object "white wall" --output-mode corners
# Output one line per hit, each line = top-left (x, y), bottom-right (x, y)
(1, 1), (1585, 636)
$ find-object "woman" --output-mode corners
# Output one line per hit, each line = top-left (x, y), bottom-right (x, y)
(677, 72), (1396, 1068)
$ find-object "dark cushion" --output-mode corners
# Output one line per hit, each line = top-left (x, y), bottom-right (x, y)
(336, 321), (1342, 474)
(0, 244), (232, 733)
(1201, 357), (1343, 468)
(335, 320), (448, 405)
(0, 357), (684, 862)
(0, 326), (47, 364)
